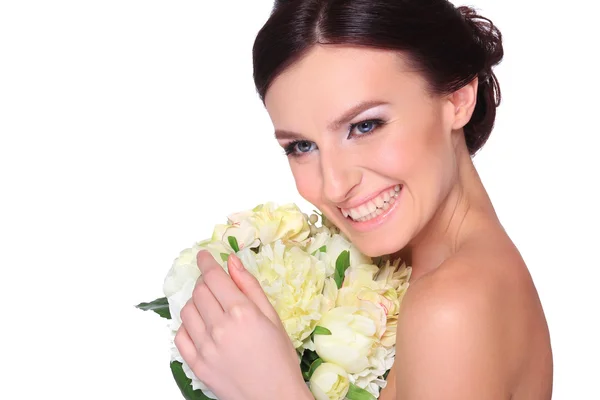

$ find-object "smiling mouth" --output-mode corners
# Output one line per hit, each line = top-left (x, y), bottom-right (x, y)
(340, 184), (402, 222)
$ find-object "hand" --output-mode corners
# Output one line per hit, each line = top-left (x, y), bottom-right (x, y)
(175, 250), (312, 400)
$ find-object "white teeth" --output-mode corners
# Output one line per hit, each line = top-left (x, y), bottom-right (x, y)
(340, 184), (403, 222)
(358, 204), (369, 216)
(366, 200), (377, 214)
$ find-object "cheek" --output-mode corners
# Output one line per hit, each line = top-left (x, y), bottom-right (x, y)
(374, 125), (427, 180)
(378, 119), (453, 211)
(289, 160), (321, 203)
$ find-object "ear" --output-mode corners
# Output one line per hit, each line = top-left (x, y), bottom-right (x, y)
(447, 77), (478, 130)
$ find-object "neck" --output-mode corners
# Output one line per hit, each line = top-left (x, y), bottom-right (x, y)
(395, 135), (499, 281)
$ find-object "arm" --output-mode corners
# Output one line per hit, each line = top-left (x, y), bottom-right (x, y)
(394, 265), (509, 399)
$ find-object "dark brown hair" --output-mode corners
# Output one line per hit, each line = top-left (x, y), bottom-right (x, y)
(252, 0), (503, 155)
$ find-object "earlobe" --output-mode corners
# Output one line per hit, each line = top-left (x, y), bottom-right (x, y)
(450, 78), (478, 130)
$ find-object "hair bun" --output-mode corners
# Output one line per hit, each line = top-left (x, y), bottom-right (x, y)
(457, 6), (503, 79)
(456, 6), (504, 153)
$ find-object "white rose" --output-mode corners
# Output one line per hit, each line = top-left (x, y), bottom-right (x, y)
(309, 363), (350, 400)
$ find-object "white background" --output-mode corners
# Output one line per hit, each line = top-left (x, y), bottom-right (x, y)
(0, 0), (598, 398)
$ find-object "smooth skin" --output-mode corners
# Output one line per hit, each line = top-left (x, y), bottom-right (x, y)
(175, 252), (313, 400)
(176, 44), (553, 399)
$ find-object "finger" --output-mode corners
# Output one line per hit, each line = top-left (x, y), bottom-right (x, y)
(227, 253), (280, 324)
(174, 325), (198, 366)
(175, 326), (216, 391)
(192, 276), (224, 329)
(180, 299), (207, 346)
(196, 250), (248, 309)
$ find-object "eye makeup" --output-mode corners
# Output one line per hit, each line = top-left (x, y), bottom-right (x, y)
(282, 118), (387, 157)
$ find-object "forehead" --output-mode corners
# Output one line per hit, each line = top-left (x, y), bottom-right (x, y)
(264, 45), (425, 128)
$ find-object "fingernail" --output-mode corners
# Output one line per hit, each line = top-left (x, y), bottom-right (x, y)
(197, 250), (208, 259)
(230, 255), (244, 271)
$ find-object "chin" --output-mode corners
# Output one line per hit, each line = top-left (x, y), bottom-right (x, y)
(343, 231), (409, 259)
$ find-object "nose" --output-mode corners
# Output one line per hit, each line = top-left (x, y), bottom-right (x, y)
(320, 147), (361, 204)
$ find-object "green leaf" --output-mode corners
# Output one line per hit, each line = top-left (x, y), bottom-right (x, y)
(311, 245), (327, 256)
(307, 358), (324, 380)
(170, 361), (213, 400)
(303, 349), (320, 365)
(135, 297), (171, 319)
(313, 326), (332, 336)
(300, 349), (319, 380)
(227, 236), (239, 252)
(333, 250), (351, 288)
(220, 252), (229, 262)
(346, 383), (377, 400)
(382, 369), (390, 380)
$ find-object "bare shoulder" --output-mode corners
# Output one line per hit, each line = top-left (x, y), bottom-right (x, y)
(393, 234), (552, 399)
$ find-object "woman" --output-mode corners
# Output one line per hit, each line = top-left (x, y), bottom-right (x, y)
(174, 0), (553, 398)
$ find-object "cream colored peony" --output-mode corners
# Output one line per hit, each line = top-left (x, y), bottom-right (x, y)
(163, 243), (202, 299)
(211, 202), (311, 253)
(309, 362), (350, 400)
(301, 277), (339, 353)
(238, 240), (327, 348)
(337, 259), (411, 347)
(147, 202), (412, 400)
(249, 202), (311, 244)
(348, 345), (395, 397)
(162, 243), (218, 398)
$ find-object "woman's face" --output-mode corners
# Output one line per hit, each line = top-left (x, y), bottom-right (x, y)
(264, 45), (466, 257)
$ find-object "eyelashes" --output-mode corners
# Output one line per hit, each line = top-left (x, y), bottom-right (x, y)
(283, 140), (315, 156)
(283, 140), (315, 157)
(283, 118), (386, 157)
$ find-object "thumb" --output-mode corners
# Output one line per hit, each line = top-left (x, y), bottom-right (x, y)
(227, 254), (280, 324)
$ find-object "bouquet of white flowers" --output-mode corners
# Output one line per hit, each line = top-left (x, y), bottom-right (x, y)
(137, 202), (411, 400)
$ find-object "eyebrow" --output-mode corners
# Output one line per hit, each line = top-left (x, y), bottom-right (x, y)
(274, 100), (389, 140)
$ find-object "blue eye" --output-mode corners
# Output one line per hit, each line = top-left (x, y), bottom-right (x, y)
(282, 118), (386, 158)
(284, 140), (316, 157)
(349, 119), (385, 137)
